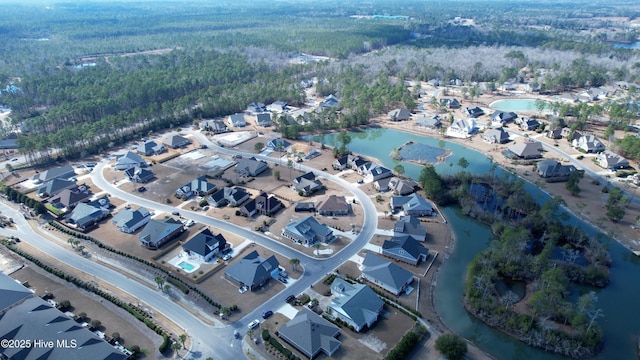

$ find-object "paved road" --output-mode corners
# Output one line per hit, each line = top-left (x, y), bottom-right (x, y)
(0, 130), (379, 359)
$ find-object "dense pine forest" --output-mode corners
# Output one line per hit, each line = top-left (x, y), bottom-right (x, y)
(1, 0), (640, 163)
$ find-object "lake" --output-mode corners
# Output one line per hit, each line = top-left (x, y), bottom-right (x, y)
(308, 127), (640, 360)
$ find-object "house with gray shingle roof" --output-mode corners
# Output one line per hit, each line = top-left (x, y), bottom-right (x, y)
(115, 151), (147, 170)
(267, 100), (288, 112)
(182, 228), (227, 262)
(505, 140), (542, 159)
(388, 108), (411, 121)
(124, 166), (154, 183)
(317, 195), (350, 216)
(37, 178), (77, 198)
(465, 106), (485, 118)
(536, 159), (577, 181)
(266, 138), (292, 151)
(32, 165), (76, 184)
(235, 157), (269, 177)
(247, 102), (267, 114)
(207, 187), (250, 207)
(489, 110), (518, 125)
(329, 278), (384, 332)
(112, 207), (151, 233)
(0, 273), (127, 360)
(227, 113), (247, 127)
(48, 188), (91, 211)
(282, 216), (334, 246)
(361, 253), (414, 296)
(415, 115), (441, 129)
(596, 151), (630, 170)
(139, 218), (185, 250)
(65, 200), (110, 230)
(224, 250), (279, 291)
(382, 236), (429, 266)
(279, 308), (341, 359)
(201, 119), (228, 133)
(359, 163), (392, 182)
(137, 140), (165, 156)
(374, 177), (416, 196)
(394, 215), (427, 241)
(572, 134), (605, 153)
(240, 192), (283, 217)
(482, 127), (510, 144)
(439, 98), (461, 109)
(255, 113), (272, 127)
(163, 134), (191, 149)
(520, 118), (541, 131)
(319, 94), (340, 110)
(292, 172), (323, 196)
(175, 176), (217, 199)
(390, 193), (433, 217)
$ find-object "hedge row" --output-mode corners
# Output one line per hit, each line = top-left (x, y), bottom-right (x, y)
(47, 221), (221, 309)
(264, 331), (299, 360)
(0, 183), (47, 215)
(384, 325), (426, 360)
(4, 242), (169, 353)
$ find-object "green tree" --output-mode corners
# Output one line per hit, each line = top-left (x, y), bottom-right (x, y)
(457, 157), (469, 171)
(565, 170), (583, 196)
(179, 334), (187, 349)
(254, 142), (264, 152)
(435, 333), (468, 360)
(290, 258), (300, 271)
(419, 166), (445, 204)
(273, 170), (280, 181)
(393, 164), (405, 175)
(154, 276), (165, 289)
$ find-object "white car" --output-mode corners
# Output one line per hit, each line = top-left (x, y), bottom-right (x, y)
(247, 319), (260, 330)
(185, 219), (195, 227)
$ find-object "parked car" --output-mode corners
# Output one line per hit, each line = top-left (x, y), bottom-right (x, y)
(222, 253), (232, 261)
(185, 219), (195, 227)
(262, 310), (273, 319)
(10, 158), (18, 161)
(172, 211), (180, 216)
(279, 277), (288, 284)
(247, 319), (260, 329)
(285, 295), (295, 303)
(137, 186), (146, 192)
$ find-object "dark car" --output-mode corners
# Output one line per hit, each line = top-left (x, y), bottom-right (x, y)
(172, 211), (180, 216)
(285, 295), (295, 303)
(262, 310), (273, 319)
(137, 186), (146, 192)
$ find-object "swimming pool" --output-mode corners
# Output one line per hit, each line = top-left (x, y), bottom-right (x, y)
(490, 99), (548, 112)
(177, 260), (197, 273)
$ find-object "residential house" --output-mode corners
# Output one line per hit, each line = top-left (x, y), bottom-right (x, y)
(359, 163), (392, 182)
(240, 192), (283, 217)
(32, 165), (76, 184)
(361, 253), (414, 296)
(415, 116), (441, 129)
(112, 207), (151, 233)
(255, 113), (272, 127)
(292, 171), (323, 196)
(390, 193), (433, 217)
(596, 151), (630, 170)
(294, 202), (316, 213)
(482, 128), (510, 144)
(388, 108), (411, 121)
(465, 106), (485, 118)
(278, 308), (341, 359)
(0, 133), (18, 149)
(137, 140), (165, 156)
(282, 216), (334, 246)
(227, 113), (247, 128)
(561, 127), (576, 140)
(439, 98), (461, 109)
(447, 118), (476, 138)
(374, 177), (416, 195)
(572, 134), (605, 153)
(175, 176), (217, 199)
(182, 228), (228, 263)
(520, 118), (541, 131)
(394, 215), (427, 241)
(267, 100), (288, 112)
(48, 188), (90, 211)
(65, 199), (110, 230)
(201, 119), (228, 133)
(266, 138), (292, 151)
(235, 157), (269, 177)
(319, 94), (340, 110)
(348, 155), (370, 169)
(247, 102), (267, 114)
(332, 155), (350, 171)
(489, 111), (518, 125)
(317, 195), (350, 216)
(37, 178), (77, 198)
(207, 187), (250, 207)
(329, 278), (384, 332)
(0, 273), (128, 360)
(546, 128), (563, 139)
(163, 134), (191, 149)
(139, 218), (185, 249)
(536, 159), (577, 182)
(303, 149), (321, 160)
(224, 250), (279, 291)
(382, 236), (430, 266)
(115, 151), (147, 170)
(505, 140), (542, 159)
(124, 166), (154, 183)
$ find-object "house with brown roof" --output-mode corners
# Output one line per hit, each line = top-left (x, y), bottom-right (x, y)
(317, 195), (350, 216)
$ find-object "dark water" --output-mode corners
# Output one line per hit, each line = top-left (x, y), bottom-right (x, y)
(308, 128), (640, 360)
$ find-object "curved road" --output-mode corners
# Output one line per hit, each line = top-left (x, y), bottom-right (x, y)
(1, 129), (379, 359)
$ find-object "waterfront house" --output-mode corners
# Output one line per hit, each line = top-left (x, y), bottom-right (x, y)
(361, 253), (414, 296)
(394, 215), (427, 241)
(388, 108), (411, 121)
(390, 193), (433, 217)
(482, 127), (510, 144)
(536, 159), (577, 181)
(382, 236), (429, 266)
(329, 278), (384, 332)
(505, 140), (542, 159)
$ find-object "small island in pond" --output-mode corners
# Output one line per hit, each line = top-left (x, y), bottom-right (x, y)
(391, 141), (451, 165)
